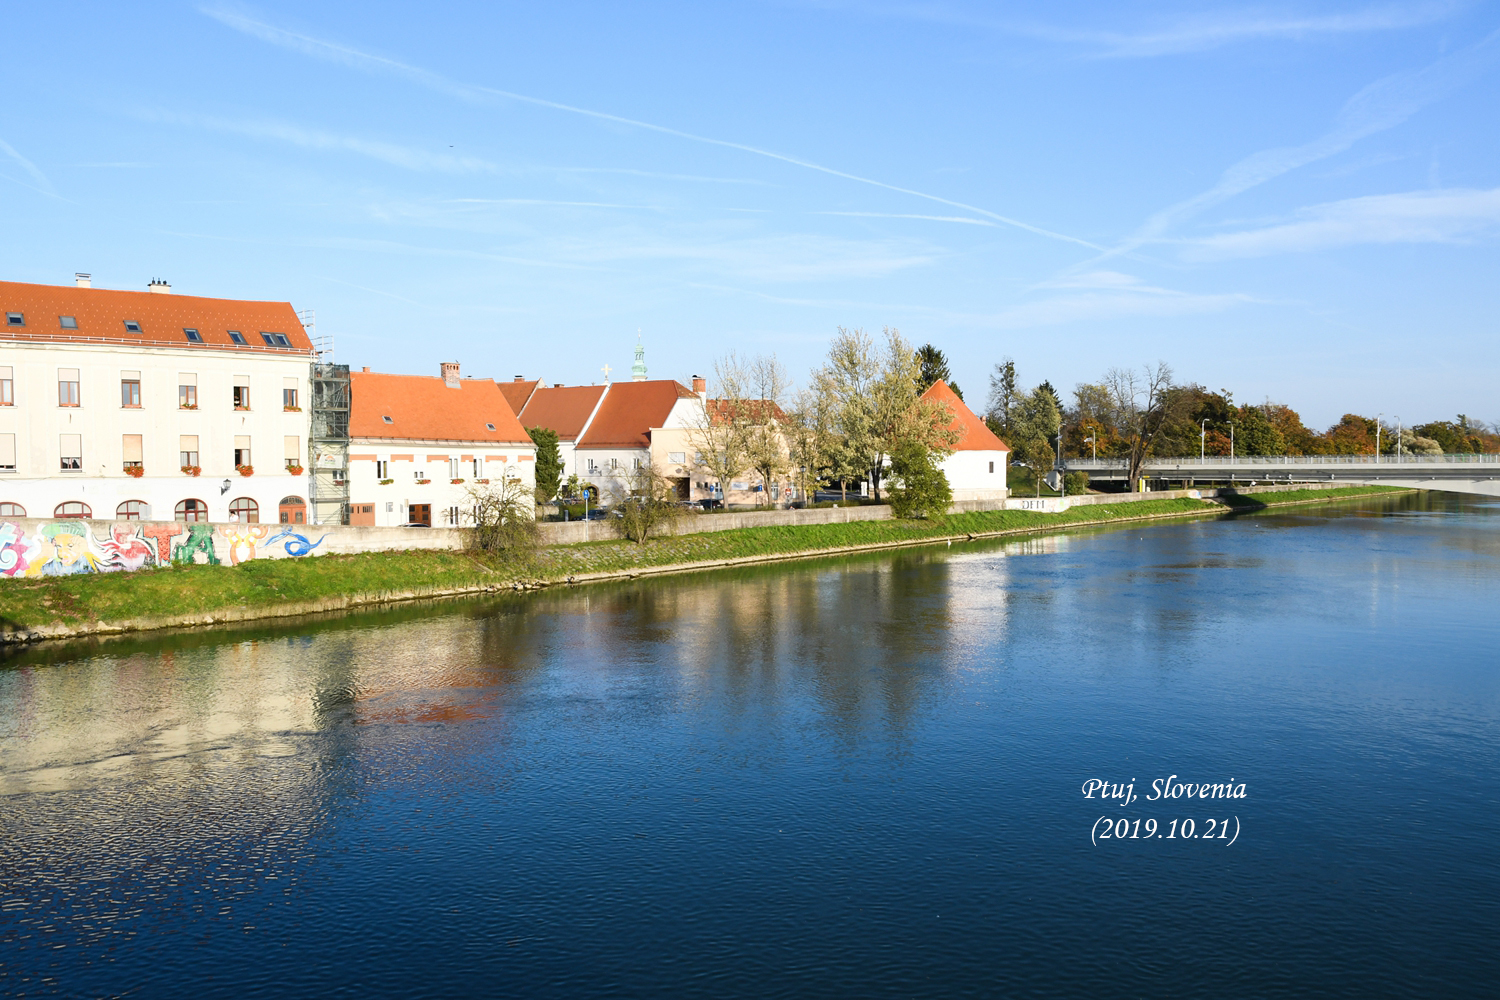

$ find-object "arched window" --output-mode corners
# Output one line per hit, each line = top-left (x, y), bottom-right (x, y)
(228, 497), (260, 523)
(278, 495), (307, 524)
(175, 499), (208, 522)
(54, 501), (92, 519)
(0, 502), (25, 517)
(117, 500), (149, 521)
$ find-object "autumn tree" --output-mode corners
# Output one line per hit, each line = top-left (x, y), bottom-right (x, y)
(1102, 362), (1184, 487)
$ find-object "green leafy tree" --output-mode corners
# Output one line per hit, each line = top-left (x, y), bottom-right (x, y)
(886, 441), (953, 518)
(527, 426), (563, 502)
(914, 344), (962, 400)
(1011, 386), (1061, 496)
(986, 358), (1018, 438)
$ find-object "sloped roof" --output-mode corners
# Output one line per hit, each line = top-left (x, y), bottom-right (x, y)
(707, 398), (787, 424)
(921, 379), (1009, 452)
(498, 378), (539, 414)
(0, 279), (314, 354)
(517, 384), (608, 441)
(350, 372), (532, 444)
(576, 380), (698, 449)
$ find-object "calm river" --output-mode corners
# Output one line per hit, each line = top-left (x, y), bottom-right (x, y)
(3, 494), (1498, 998)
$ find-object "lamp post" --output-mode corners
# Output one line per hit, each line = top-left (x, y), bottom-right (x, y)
(1084, 435), (1095, 462)
(1200, 418), (1208, 461)
(1396, 417), (1402, 463)
(1230, 423), (1235, 461)
(1376, 413), (1383, 462)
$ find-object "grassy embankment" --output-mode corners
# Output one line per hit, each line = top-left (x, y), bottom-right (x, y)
(0, 485), (1405, 634)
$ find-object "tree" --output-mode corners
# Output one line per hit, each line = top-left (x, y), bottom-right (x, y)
(786, 384), (837, 504)
(915, 344), (961, 399)
(1010, 386), (1061, 496)
(987, 358), (1018, 438)
(818, 328), (880, 501)
(1102, 362), (1184, 488)
(688, 352), (754, 508)
(607, 464), (684, 545)
(886, 441), (953, 518)
(465, 477), (538, 563)
(742, 354), (792, 506)
(527, 426), (563, 502)
(868, 328), (960, 500)
(1323, 414), (1377, 454)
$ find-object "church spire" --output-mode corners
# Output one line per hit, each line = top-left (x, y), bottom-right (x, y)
(631, 329), (648, 381)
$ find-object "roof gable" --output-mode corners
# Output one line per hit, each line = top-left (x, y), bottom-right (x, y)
(350, 372), (531, 444)
(0, 280), (313, 354)
(577, 380), (698, 449)
(516, 384), (608, 440)
(921, 380), (1010, 452)
(498, 378), (539, 415)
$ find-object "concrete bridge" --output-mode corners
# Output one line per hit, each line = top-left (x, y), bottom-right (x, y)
(1064, 454), (1500, 498)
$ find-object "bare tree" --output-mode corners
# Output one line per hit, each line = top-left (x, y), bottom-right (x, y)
(987, 358), (1018, 436)
(606, 464), (684, 544)
(1103, 362), (1181, 488)
(743, 354), (792, 506)
(688, 352), (752, 508)
(786, 384), (837, 504)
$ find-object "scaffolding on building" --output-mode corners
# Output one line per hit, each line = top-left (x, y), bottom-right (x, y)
(309, 362), (350, 525)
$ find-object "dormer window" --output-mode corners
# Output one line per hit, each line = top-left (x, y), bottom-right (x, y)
(485, 423), (496, 431)
(184, 328), (203, 343)
(228, 330), (246, 345)
(59, 316), (77, 329)
(260, 332), (291, 347)
(5, 312), (23, 326)
(123, 320), (142, 333)
(382, 415), (394, 424)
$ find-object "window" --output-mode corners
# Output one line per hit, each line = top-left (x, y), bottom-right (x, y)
(669, 451), (686, 464)
(472, 458), (482, 477)
(260, 332), (291, 347)
(233, 377), (250, 409)
(123, 320), (142, 333)
(117, 500), (149, 520)
(382, 415), (393, 424)
(179, 435), (199, 469)
(55, 501), (91, 518)
(59, 368), (80, 406)
(414, 468), (425, 482)
(228, 330), (247, 345)
(0, 502), (24, 517)
(285, 436), (301, 470)
(184, 328), (203, 343)
(587, 459), (598, 473)
(121, 371), (141, 407)
(485, 422), (496, 431)
(175, 499), (208, 522)
(283, 378), (299, 409)
(0, 433), (14, 472)
(6, 312), (24, 326)
(989, 461), (995, 473)
(376, 460), (389, 479)
(234, 436), (252, 469)
(445, 506), (461, 526)
(60, 434), (82, 472)
(179, 373), (197, 408)
(228, 498), (260, 523)
(449, 458), (460, 479)
(123, 434), (143, 470)
(1, 366), (12, 405)
(634, 457), (644, 469)
(610, 457), (619, 469)
(59, 316), (77, 329)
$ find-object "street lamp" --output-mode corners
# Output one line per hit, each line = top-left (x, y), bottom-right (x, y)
(1229, 423), (1235, 461)
(1084, 435), (1096, 462)
(1200, 418), (1208, 461)
(1396, 417), (1402, 463)
(1376, 412), (1383, 462)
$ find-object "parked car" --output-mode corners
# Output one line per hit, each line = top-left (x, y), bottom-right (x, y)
(398, 522), (430, 528)
(698, 498), (724, 510)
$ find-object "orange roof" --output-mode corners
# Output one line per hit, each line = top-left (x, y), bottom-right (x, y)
(577, 380), (698, 449)
(517, 384), (608, 441)
(921, 380), (1009, 451)
(707, 398), (786, 424)
(498, 378), (539, 414)
(0, 279), (314, 354)
(350, 372), (532, 444)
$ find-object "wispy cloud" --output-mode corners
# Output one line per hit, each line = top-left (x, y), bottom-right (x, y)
(0, 137), (59, 197)
(134, 107), (498, 173)
(1183, 186), (1500, 260)
(446, 198), (665, 211)
(815, 210), (996, 226)
(988, 269), (1256, 327)
(200, 5), (1102, 250)
(1092, 26), (1500, 263)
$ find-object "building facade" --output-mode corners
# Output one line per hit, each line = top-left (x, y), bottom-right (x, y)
(920, 379), (1009, 501)
(346, 363), (536, 527)
(0, 277), (315, 524)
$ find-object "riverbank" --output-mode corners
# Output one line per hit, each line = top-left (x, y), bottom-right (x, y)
(0, 485), (1409, 644)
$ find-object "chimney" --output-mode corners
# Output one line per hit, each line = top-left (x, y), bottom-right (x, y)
(74, 273), (91, 289)
(554, 382), (565, 388)
(513, 375), (525, 381)
(148, 278), (171, 294)
(362, 366), (371, 373)
(691, 375), (706, 396)
(440, 361), (461, 389)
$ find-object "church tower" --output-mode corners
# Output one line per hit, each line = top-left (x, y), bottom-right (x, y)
(631, 331), (648, 381)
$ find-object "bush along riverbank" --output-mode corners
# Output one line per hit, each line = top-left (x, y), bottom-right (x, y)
(0, 485), (1410, 643)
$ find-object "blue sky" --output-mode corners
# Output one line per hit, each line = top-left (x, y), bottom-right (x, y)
(3, 1), (1497, 427)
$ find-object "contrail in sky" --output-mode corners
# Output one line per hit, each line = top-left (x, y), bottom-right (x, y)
(201, 6), (1105, 251)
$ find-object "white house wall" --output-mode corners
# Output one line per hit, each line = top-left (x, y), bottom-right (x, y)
(347, 438), (536, 526)
(940, 449), (1008, 500)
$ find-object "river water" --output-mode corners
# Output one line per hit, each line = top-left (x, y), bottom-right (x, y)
(2, 493), (1498, 998)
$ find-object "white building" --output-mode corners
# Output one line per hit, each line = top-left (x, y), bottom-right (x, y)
(500, 378), (606, 490)
(0, 276), (315, 524)
(920, 380), (1009, 501)
(346, 363), (535, 527)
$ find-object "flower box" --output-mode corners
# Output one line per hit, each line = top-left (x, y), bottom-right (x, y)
(124, 465), (145, 478)
(182, 465), (201, 476)
(285, 465), (304, 476)
(237, 465), (254, 477)
(415, 478), (431, 484)
(451, 478), (465, 484)
(180, 404), (198, 410)
(475, 478), (491, 484)
(284, 406), (302, 412)
(379, 478), (394, 485)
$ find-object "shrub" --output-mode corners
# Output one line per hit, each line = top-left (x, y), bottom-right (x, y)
(1064, 471), (1090, 494)
(886, 443), (953, 519)
(465, 478), (538, 563)
(607, 465), (684, 544)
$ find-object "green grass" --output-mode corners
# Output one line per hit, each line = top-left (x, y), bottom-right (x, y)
(0, 485), (1406, 634)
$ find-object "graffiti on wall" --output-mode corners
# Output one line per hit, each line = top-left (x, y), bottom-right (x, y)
(0, 520), (330, 578)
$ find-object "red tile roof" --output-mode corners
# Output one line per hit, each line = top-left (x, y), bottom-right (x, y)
(707, 398), (786, 424)
(0, 280), (314, 354)
(498, 378), (539, 415)
(350, 372), (532, 444)
(921, 380), (1010, 451)
(576, 380), (698, 449)
(516, 384), (608, 441)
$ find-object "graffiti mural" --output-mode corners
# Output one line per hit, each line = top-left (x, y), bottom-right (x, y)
(0, 519), (332, 578)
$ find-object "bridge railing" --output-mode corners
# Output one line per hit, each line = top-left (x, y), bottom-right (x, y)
(1066, 454), (1500, 469)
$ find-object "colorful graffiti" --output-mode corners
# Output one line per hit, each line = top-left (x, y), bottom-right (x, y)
(0, 520), (331, 578)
